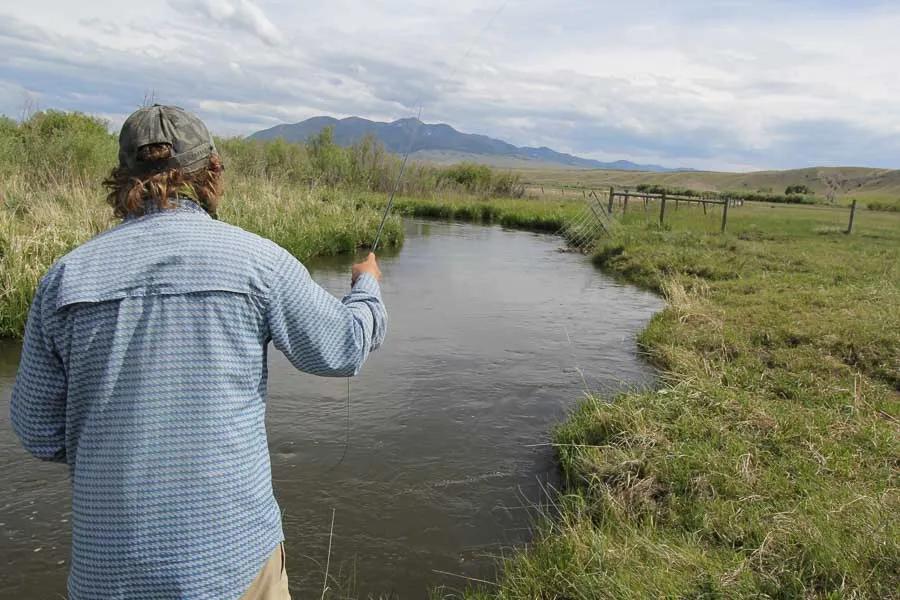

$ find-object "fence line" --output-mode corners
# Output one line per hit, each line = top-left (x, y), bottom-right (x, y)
(553, 185), (863, 239)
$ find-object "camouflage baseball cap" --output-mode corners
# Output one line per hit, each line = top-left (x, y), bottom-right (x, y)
(118, 105), (217, 173)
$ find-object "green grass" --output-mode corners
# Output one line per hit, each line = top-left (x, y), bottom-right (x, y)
(458, 202), (900, 599)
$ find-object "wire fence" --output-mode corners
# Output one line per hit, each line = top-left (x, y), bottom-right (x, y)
(547, 184), (863, 238)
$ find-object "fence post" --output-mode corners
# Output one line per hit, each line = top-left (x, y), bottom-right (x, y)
(721, 198), (729, 233)
(541, 186), (544, 195)
(675, 197), (679, 211)
(702, 201), (707, 215)
(659, 192), (667, 226)
(608, 186), (615, 214)
(623, 193), (628, 213)
(846, 199), (857, 234)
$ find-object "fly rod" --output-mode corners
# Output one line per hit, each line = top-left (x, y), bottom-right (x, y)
(371, 108), (421, 252)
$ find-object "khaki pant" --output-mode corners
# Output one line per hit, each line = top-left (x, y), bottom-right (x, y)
(241, 543), (291, 600)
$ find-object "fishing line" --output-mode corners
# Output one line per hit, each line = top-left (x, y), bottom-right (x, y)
(563, 324), (590, 395)
(333, 378), (351, 467)
(333, 0), (511, 468)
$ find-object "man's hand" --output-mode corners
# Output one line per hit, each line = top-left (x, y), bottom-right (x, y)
(352, 252), (382, 284)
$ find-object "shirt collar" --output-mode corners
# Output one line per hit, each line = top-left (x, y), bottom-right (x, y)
(125, 197), (210, 221)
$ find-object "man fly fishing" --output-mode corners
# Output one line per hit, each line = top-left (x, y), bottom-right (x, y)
(9, 105), (387, 599)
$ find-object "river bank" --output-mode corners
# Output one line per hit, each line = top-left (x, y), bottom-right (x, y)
(0, 175), (405, 338)
(451, 201), (900, 598)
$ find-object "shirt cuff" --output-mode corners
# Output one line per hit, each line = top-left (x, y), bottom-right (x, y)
(352, 273), (382, 297)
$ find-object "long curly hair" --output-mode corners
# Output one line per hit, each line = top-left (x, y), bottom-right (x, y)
(103, 144), (224, 219)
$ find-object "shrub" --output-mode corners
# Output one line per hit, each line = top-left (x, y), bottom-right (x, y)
(866, 201), (900, 212)
(785, 184), (812, 195)
(3, 110), (117, 185)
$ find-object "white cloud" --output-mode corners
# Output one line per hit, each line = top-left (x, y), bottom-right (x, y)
(171, 0), (284, 46)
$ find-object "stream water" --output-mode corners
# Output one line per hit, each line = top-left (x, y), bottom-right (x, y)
(0, 218), (662, 598)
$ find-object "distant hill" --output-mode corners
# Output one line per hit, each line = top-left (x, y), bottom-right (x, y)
(249, 116), (682, 172)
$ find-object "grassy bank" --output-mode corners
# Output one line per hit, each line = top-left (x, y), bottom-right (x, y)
(461, 202), (899, 598)
(385, 195), (584, 232)
(0, 174), (405, 338)
(0, 112), (419, 338)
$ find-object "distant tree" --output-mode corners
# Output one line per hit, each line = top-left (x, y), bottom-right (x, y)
(785, 184), (812, 195)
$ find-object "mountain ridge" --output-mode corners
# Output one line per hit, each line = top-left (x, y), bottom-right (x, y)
(248, 115), (682, 172)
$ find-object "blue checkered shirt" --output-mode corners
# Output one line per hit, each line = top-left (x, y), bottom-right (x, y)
(10, 199), (387, 599)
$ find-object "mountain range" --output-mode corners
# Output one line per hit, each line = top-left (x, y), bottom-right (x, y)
(248, 116), (681, 172)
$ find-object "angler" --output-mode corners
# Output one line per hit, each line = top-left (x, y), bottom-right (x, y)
(10, 105), (387, 600)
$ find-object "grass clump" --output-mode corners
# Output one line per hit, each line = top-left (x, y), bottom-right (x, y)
(464, 202), (900, 598)
(385, 195), (583, 232)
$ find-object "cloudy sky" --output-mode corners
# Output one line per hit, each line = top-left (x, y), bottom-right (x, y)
(1, 0), (898, 171)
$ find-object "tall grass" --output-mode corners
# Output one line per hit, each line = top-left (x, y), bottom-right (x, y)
(0, 111), (431, 338)
(218, 128), (524, 199)
(0, 176), (111, 337)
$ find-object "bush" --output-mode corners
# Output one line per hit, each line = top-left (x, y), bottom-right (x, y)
(442, 162), (493, 189)
(866, 201), (900, 212)
(1, 110), (117, 185)
(785, 184), (812, 195)
(438, 162), (523, 197)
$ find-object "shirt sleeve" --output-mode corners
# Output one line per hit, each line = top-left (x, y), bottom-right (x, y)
(10, 277), (68, 463)
(265, 250), (387, 377)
